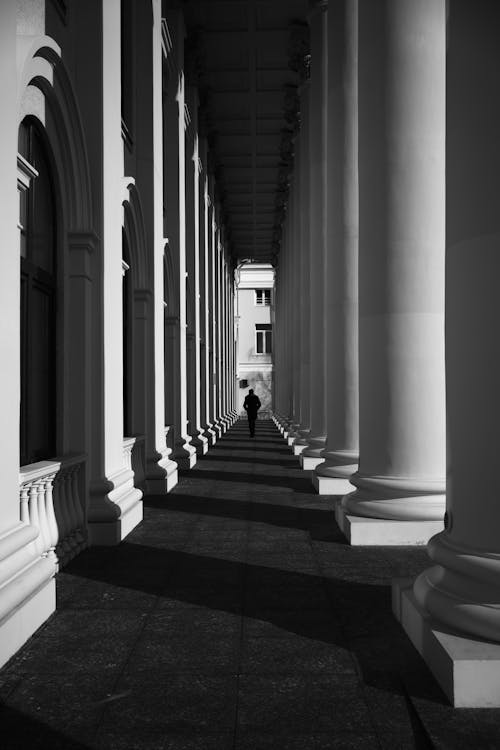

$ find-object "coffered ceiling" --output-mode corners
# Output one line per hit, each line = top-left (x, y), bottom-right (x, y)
(182, 0), (308, 264)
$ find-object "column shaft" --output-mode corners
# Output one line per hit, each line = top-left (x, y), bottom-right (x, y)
(313, 0), (359, 494)
(301, 1), (328, 469)
(342, 0), (446, 538)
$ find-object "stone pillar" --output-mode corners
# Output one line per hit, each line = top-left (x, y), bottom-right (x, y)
(313, 0), (359, 495)
(142, 0), (178, 493)
(395, 0), (500, 707)
(300, 0), (328, 471)
(284, 142), (303, 443)
(292, 81), (312, 456)
(185, 86), (208, 456)
(88, 0), (143, 543)
(164, 10), (196, 469)
(339, 0), (446, 545)
(199, 148), (216, 444)
(209, 190), (222, 438)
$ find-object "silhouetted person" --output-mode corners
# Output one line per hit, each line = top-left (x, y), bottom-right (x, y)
(243, 388), (261, 437)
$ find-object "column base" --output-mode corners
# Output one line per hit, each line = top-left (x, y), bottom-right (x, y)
(190, 430), (209, 456)
(393, 579), (500, 707)
(0, 523), (57, 669)
(88, 467), (143, 545)
(201, 423), (217, 446)
(173, 439), (197, 470)
(293, 442), (308, 456)
(312, 474), (355, 495)
(145, 445), (179, 494)
(335, 501), (443, 545)
(211, 420), (224, 439)
(300, 453), (325, 470)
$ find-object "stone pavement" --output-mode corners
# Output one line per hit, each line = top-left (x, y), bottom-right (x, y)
(1, 420), (500, 749)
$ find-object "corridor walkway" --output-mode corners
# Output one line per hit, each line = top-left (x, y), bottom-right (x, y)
(1, 421), (500, 749)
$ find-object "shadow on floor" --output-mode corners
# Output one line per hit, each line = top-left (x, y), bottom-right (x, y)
(178, 469), (314, 494)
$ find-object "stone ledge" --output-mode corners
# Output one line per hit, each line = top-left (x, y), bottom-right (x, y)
(300, 455), (324, 471)
(312, 474), (354, 496)
(393, 579), (500, 707)
(335, 502), (443, 545)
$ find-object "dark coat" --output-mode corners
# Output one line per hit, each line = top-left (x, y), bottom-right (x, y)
(243, 394), (261, 419)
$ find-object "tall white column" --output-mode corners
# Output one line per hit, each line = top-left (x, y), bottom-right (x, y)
(145, 0), (178, 492)
(313, 0), (359, 495)
(301, 0), (328, 471)
(209, 192), (222, 438)
(396, 0), (500, 707)
(340, 0), (446, 545)
(88, 0), (142, 543)
(185, 87), (208, 456)
(200, 154), (216, 444)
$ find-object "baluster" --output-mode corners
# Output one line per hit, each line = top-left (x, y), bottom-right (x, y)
(36, 477), (51, 556)
(20, 483), (30, 526)
(44, 471), (59, 565)
(28, 480), (44, 556)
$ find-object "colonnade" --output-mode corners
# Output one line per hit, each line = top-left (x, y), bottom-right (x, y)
(0, 0), (236, 668)
(274, 0), (500, 707)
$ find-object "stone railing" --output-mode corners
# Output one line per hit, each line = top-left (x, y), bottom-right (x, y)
(19, 455), (87, 570)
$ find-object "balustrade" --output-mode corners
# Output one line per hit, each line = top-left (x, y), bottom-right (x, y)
(19, 455), (87, 569)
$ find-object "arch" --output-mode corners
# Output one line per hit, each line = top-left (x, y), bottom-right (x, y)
(122, 184), (150, 290)
(17, 40), (93, 231)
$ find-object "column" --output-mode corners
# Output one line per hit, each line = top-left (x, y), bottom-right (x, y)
(313, 0), (359, 494)
(292, 81), (312, 456)
(339, 0), (446, 545)
(210, 191), (222, 438)
(88, 0), (142, 543)
(144, 0), (178, 493)
(300, 0), (328, 471)
(199, 147), (216, 444)
(395, 0), (500, 707)
(164, 10), (196, 469)
(185, 85), (208, 455)
(284, 141), (303, 442)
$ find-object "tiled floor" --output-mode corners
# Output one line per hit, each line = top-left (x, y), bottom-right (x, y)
(1, 420), (500, 748)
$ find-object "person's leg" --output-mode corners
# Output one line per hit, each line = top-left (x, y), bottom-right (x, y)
(249, 417), (255, 437)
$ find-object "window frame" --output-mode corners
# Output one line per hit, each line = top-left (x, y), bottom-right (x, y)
(255, 323), (272, 355)
(255, 288), (271, 306)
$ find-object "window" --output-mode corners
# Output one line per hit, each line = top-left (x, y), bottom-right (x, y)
(18, 120), (57, 465)
(255, 324), (272, 354)
(255, 289), (271, 306)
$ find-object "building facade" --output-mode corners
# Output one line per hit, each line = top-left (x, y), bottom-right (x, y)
(0, 0), (237, 669)
(235, 262), (274, 416)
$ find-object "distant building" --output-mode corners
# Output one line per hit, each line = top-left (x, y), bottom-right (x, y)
(235, 263), (275, 417)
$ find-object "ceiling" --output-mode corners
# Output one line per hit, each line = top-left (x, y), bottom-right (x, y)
(182, 0), (309, 264)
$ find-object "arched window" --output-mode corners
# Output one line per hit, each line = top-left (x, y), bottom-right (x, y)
(18, 120), (57, 465)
